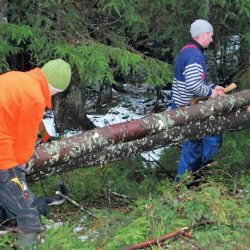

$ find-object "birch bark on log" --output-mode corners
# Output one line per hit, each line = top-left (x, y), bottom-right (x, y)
(28, 91), (250, 172)
(26, 91), (250, 180)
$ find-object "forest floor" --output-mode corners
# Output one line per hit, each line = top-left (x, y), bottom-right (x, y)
(0, 85), (249, 250)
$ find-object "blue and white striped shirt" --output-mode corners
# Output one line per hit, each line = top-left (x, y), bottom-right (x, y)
(172, 40), (213, 106)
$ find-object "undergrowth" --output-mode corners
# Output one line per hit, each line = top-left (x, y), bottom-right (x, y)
(1, 129), (250, 249)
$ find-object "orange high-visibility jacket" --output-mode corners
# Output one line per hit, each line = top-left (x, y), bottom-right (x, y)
(0, 68), (52, 170)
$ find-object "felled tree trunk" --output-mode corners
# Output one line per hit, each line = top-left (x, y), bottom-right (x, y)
(27, 90), (250, 180)
(27, 107), (250, 180)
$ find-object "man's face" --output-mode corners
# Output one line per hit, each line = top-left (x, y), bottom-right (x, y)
(202, 32), (214, 48)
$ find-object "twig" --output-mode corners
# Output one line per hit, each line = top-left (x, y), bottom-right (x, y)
(0, 225), (22, 235)
(180, 234), (203, 250)
(110, 191), (134, 202)
(0, 229), (10, 235)
(189, 220), (215, 230)
(175, 162), (218, 188)
(55, 191), (98, 219)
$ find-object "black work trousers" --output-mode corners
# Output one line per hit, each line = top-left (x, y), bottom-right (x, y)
(0, 165), (41, 234)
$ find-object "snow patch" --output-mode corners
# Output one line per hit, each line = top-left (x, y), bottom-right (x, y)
(87, 105), (143, 127)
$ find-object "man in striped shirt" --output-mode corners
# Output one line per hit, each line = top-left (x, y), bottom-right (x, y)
(172, 19), (225, 183)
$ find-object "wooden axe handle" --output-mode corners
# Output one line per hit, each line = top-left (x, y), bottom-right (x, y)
(223, 82), (237, 93)
(189, 82), (237, 105)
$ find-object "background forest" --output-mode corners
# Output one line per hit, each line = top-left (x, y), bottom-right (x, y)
(0, 0), (250, 249)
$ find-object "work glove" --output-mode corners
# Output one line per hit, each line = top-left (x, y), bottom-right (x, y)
(36, 135), (59, 146)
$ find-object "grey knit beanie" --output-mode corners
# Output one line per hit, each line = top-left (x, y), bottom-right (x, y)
(190, 19), (213, 37)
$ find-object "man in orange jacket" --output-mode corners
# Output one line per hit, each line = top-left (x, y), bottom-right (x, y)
(0, 59), (71, 249)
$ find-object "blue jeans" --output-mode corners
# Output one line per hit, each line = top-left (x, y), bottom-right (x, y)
(171, 102), (222, 181)
(177, 135), (222, 178)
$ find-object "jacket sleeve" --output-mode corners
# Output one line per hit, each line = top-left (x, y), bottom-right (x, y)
(15, 101), (45, 164)
(184, 55), (212, 97)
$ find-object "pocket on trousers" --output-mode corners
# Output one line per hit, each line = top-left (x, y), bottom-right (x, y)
(0, 170), (10, 184)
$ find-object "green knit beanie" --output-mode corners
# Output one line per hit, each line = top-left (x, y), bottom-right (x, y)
(41, 59), (71, 91)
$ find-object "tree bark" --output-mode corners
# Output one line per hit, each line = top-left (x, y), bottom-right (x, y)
(26, 91), (250, 180)
(36, 90), (250, 160)
(0, 0), (7, 22)
(27, 107), (250, 180)
(53, 76), (96, 133)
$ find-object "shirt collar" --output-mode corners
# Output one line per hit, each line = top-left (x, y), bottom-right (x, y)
(190, 39), (205, 53)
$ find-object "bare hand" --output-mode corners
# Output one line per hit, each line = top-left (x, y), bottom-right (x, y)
(214, 86), (225, 96)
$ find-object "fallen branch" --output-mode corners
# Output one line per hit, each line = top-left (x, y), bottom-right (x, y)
(110, 191), (134, 202)
(123, 227), (192, 250)
(55, 191), (98, 219)
(123, 220), (215, 250)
